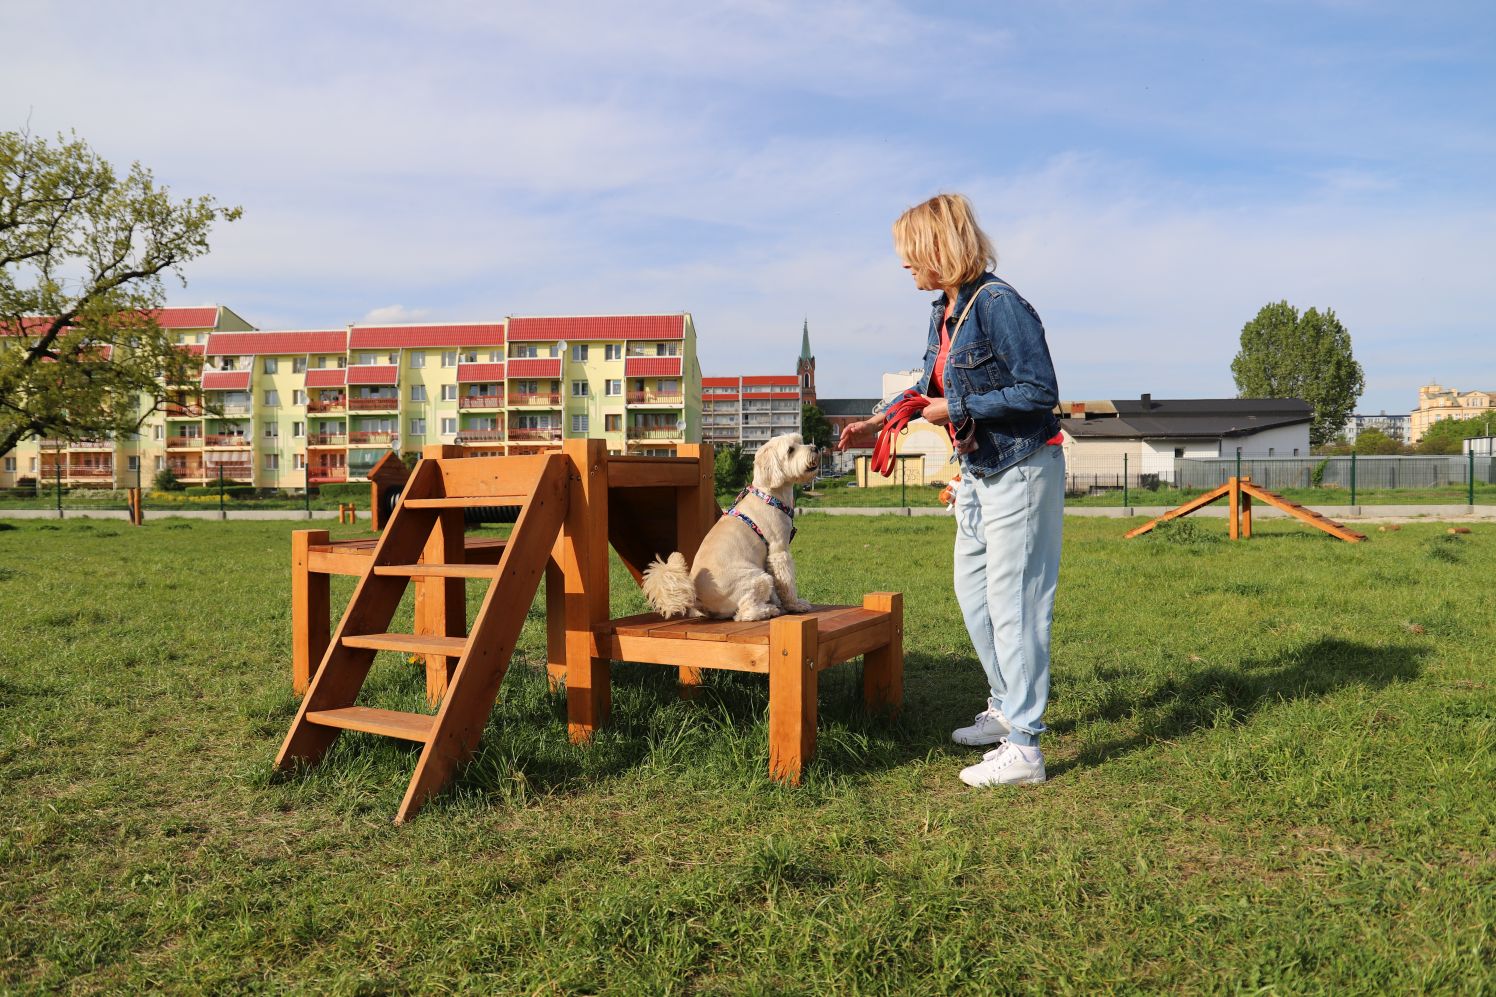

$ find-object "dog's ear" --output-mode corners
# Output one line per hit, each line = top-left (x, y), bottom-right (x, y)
(754, 435), (792, 489)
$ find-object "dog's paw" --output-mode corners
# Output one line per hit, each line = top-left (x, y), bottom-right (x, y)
(784, 598), (813, 614)
(734, 604), (780, 622)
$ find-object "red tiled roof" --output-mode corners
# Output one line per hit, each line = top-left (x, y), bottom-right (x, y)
(705, 393), (740, 402)
(702, 377), (738, 387)
(346, 365), (400, 386)
(507, 315), (685, 342)
(153, 307), (223, 329)
(176, 344), (206, 356)
(206, 330), (346, 356)
(743, 375), (797, 386)
(457, 363), (505, 383)
(306, 369), (346, 387)
(625, 357), (683, 377)
(348, 323), (505, 349)
(507, 358), (562, 378)
(201, 370), (251, 390)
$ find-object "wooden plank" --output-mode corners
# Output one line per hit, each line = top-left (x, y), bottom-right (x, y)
(591, 633), (769, 673)
(343, 632), (468, 655)
(418, 454), (467, 706)
(435, 453), (552, 499)
(562, 439), (611, 742)
(1238, 480), (1367, 543)
(397, 453), (570, 823)
(768, 615), (818, 784)
(1241, 489), (1252, 539)
(612, 616), (691, 637)
(1229, 476), (1241, 541)
(307, 549), (378, 576)
(291, 529), (331, 696)
(606, 458), (698, 489)
(545, 553), (565, 692)
(1123, 480), (1234, 539)
(375, 563), (498, 579)
(861, 593), (903, 718)
(276, 458), (445, 772)
(674, 444), (714, 699)
(404, 496), (529, 509)
(306, 706), (435, 743)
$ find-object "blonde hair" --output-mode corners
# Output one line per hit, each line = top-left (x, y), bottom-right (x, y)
(892, 193), (997, 290)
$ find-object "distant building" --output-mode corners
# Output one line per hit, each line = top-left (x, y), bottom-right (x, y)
(701, 375), (802, 453)
(1411, 383), (1493, 444)
(796, 319), (816, 406)
(1342, 412), (1411, 445)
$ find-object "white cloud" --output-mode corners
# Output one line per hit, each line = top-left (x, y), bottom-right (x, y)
(359, 304), (432, 325)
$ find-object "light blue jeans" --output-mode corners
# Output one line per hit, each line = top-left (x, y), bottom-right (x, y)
(952, 444), (1064, 747)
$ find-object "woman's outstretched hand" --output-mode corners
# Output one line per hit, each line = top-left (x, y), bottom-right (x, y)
(836, 417), (880, 451)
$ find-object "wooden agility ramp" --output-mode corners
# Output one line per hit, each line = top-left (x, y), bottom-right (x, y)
(1125, 475), (1366, 543)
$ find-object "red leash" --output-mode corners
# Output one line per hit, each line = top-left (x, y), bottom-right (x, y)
(870, 389), (931, 476)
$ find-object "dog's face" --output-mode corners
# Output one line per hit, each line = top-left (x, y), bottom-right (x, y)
(753, 433), (819, 490)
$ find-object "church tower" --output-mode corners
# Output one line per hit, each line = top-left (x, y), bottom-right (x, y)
(796, 318), (817, 406)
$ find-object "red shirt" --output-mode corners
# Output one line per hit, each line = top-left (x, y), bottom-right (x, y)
(929, 295), (1063, 447)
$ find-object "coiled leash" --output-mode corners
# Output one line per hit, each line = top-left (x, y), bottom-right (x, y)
(870, 388), (931, 476)
(727, 484), (796, 547)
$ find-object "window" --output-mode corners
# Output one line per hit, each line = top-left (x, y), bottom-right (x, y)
(658, 379), (679, 395)
(264, 454), (280, 471)
(221, 356), (240, 371)
(263, 422), (279, 439)
(571, 380), (589, 397)
(409, 351), (425, 368)
(292, 421), (305, 438)
(440, 384), (457, 401)
(655, 343), (680, 356)
(292, 357), (307, 373)
(292, 389), (307, 406)
(441, 351), (458, 368)
(152, 425), (165, 441)
(294, 453), (306, 470)
(387, 354), (398, 365)
(337, 356), (347, 368)
(571, 414), (589, 434)
(571, 344), (589, 362)
(264, 390), (280, 407)
(1174, 447), (1184, 459)
(263, 357), (278, 374)
(463, 351), (479, 364)
(548, 343), (561, 358)
(510, 344), (539, 358)
(154, 456), (165, 472)
(605, 344), (622, 361)
(440, 417), (457, 435)
(126, 456), (139, 472)
(409, 418), (426, 436)
(605, 413), (621, 432)
(489, 350), (503, 363)
(605, 379), (622, 396)
(29, 457), (38, 472)
(410, 384), (427, 402)
(357, 352), (377, 366)
(3, 456), (14, 472)
(195, 333), (206, 344)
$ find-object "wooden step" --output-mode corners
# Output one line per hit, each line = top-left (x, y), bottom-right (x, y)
(342, 632), (468, 655)
(373, 563), (500, 579)
(403, 496), (528, 509)
(305, 706), (435, 742)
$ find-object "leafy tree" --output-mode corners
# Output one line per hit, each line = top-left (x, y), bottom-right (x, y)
(1416, 414), (1496, 455)
(1340, 427), (1405, 455)
(714, 445), (751, 495)
(0, 129), (240, 459)
(152, 466), (183, 491)
(1230, 301), (1364, 448)
(800, 403), (832, 452)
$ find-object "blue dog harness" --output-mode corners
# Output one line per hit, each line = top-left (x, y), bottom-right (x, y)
(726, 485), (796, 547)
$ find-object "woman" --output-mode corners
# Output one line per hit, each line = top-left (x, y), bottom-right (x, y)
(838, 193), (1063, 786)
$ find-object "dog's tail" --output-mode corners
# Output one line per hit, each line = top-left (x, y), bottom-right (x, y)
(641, 552), (701, 618)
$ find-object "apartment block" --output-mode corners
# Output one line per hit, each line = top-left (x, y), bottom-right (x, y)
(1411, 383), (1494, 444)
(702, 375), (803, 452)
(1, 308), (702, 490)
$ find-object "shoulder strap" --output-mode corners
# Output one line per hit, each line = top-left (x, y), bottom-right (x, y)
(950, 280), (1002, 341)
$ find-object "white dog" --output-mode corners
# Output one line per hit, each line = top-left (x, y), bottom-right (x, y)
(642, 434), (820, 621)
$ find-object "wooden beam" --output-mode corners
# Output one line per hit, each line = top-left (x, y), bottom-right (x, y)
(674, 444), (714, 699)
(768, 615), (819, 784)
(861, 592), (903, 717)
(563, 439), (611, 742)
(1123, 479), (1234, 539)
(291, 529), (331, 696)
(417, 445), (466, 704)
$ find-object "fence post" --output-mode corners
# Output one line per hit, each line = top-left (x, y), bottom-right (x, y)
(1123, 452), (1129, 508)
(1469, 449), (1476, 507)
(900, 456), (906, 509)
(304, 476), (312, 519)
(1350, 451), (1357, 506)
(218, 463), (226, 519)
(54, 450), (63, 519)
(1235, 450), (1242, 482)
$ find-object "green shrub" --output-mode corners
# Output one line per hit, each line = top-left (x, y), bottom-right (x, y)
(182, 485), (256, 499)
(316, 482), (368, 501)
(153, 467), (184, 492)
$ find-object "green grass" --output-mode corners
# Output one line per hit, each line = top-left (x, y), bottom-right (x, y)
(0, 515), (1491, 992)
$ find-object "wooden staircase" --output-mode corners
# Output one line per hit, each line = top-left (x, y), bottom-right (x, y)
(275, 451), (570, 823)
(1125, 475), (1366, 543)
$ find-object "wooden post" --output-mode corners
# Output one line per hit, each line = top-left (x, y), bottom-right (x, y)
(861, 592), (903, 718)
(416, 444), (465, 704)
(1240, 475), (1253, 539)
(768, 614), (818, 784)
(1227, 476), (1241, 541)
(545, 553), (566, 692)
(562, 439), (610, 742)
(673, 443), (716, 699)
(291, 529), (331, 695)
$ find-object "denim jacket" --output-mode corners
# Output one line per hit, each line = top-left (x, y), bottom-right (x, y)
(917, 273), (1060, 478)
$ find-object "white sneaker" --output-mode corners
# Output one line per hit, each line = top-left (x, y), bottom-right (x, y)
(960, 741), (1046, 787)
(951, 700), (1011, 746)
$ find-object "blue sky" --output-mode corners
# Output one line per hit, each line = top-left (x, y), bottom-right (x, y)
(4, 0), (1493, 413)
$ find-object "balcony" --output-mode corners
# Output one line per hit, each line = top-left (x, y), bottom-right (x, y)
(458, 395), (504, 409)
(308, 398), (346, 414)
(455, 429), (505, 444)
(627, 392), (684, 405)
(202, 462), (252, 480)
(165, 459), (204, 476)
(507, 427), (563, 442)
(307, 434), (348, 447)
(348, 431), (397, 446)
(205, 434), (252, 448)
(348, 397), (398, 411)
(627, 427), (681, 440)
(625, 348), (681, 358)
(208, 403), (252, 417)
(70, 438), (114, 450)
(66, 466), (114, 479)
(166, 436), (204, 449)
(308, 468), (348, 484)
(508, 392), (561, 407)
(164, 403), (205, 418)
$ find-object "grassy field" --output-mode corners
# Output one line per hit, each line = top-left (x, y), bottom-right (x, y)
(0, 514), (1491, 992)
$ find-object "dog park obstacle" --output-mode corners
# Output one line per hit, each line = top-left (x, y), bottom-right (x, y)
(280, 439), (903, 822)
(1124, 475), (1367, 543)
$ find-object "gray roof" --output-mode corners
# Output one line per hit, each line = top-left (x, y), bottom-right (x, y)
(1066, 397), (1311, 440)
(816, 397), (881, 417)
